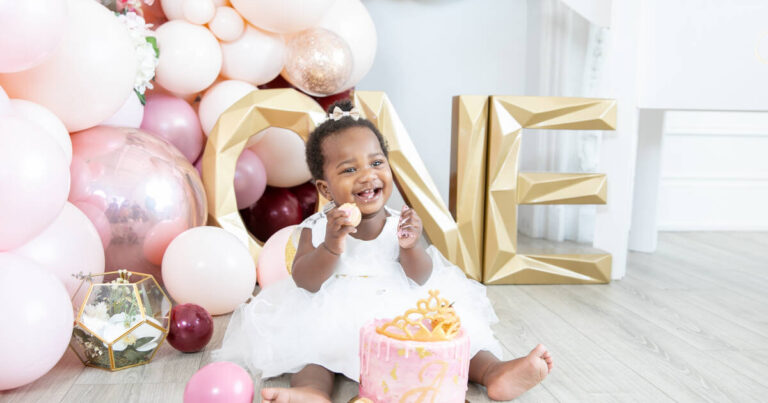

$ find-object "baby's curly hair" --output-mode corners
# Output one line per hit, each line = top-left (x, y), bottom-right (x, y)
(305, 99), (389, 180)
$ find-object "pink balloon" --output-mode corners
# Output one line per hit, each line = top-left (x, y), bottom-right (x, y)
(154, 20), (222, 95)
(208, 6), (244, 42)
(0, 254), (73, 390)
(141, 94), (205, 162)
(220, 25), (285, 86)
(101, 92), (145, 129)
(69, 126), (207, 283)
(184, 361), (254, 403)
(0, 0), (68, 73)
(231, 0), (334, 34)
(194, 156), (203, 178)
(12, 202), (105, 300)
(143, 215), (190, 266)
(9, 99), (72, 164)
(0, 117), (69, 251)
(257, 225), (295, 288)
(249, 127), (311, 187)
(0, 0), (137, 132)
(234, 149), (267, 209)
(0, 85), (9, 115)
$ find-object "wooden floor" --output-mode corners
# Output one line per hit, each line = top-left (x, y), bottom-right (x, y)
(2, 232), (767, 402)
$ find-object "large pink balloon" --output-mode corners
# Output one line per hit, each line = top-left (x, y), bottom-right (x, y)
(220, 25), (285, 86)
(12, 202), (105, 299)
(69, 126), (207, 282)
(234, 149), (267, 209)
(318, 0), (377, 90)
(230, 0), (334, 34)
(0, 0), (68, 73)
(0, 254), (73, 390)
(8, 99), (72, 164)
(141, 94), (205, 162)
(257, 225), (294, 288)
(0, 0), (137, 132)
(199, 80), (257, 136)
(0, 117), (69, 251)
(184, 362), (254, 403)
(162, 226), (255, 315)
(249, 127), (311, 187)
(154, 20), (222, 95)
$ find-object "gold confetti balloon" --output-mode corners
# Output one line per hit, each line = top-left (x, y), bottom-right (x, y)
(282, 27), (353, 97)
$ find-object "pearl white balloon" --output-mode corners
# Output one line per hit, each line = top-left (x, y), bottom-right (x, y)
(220, 25), (284, 85)
(208, 6), (244, 42)
(182, 0), (215, 25)
(162, 226), (256, 315)
(9, 99), (72, 164)
(318, 0), (377, 90)
(199, 80), (256, 135)
(249, 127), (311, 187)
(230, 0), (334, 34)
(154, 20), (222, 95)
(161, 0), (185, 20)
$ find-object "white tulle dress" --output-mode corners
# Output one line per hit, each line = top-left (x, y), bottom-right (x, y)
(213, 207), (503, 381)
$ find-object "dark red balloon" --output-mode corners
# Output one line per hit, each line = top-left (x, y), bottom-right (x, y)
(289, 181), (319, 219)
(167, 303), (214, 353)
(257, 75), (295, 90)
(312, 88), (354, 112)
(240, 186), (302, 242)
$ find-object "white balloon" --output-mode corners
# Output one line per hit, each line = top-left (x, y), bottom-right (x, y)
(100, 92), (145, 129)
(318, 0), (377, 90)
(9, 99), (72, 164)
(199, 80), (256, 135)
(162, 226), (255, 315)
(220, 25), (284, 85)
(182, 0), (215, 25)
(208, 6), (244, 42)
(230, 0), (334, 34)
(161, 0), (185, 20)
(154, 20), (222, 95)
(249, 127), (311, 187)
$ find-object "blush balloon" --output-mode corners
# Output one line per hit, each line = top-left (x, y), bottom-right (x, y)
(167, 303), (214, 353)
(289, 181), (318, 219)
(234, 149), (267, 209)
(240, 187), (301, 243)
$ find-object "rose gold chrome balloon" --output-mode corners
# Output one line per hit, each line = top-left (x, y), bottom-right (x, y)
(69, 126), (207, 283)
(282, 27), (353, 97)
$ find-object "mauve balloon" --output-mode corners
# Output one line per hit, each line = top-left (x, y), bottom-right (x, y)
(289, 181), (318, 219)
(167, 303), (214, 353)
(240, 187), (302, 243)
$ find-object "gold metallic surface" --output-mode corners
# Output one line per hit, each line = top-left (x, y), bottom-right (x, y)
(202, 89), (327, 264)
(483, 96), (616, 284)
(353, 91), (474, 278)
(448, 96), (489, 281)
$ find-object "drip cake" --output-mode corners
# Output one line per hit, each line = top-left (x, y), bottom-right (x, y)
(358, 290), (470, 403)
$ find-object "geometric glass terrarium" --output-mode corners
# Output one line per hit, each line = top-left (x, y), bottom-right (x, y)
(70, 270), (172, 371)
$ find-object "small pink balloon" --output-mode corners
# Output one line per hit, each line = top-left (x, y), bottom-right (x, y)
(234, 149), (267, 209)
(12, 202), (105, 300)
(101, 92), (145, 129)
(0, 0), (68, 73)
(208, 6), (244, 42)
(184, 361), (254, 403)
(141, 94), (205, 162)
(143, 215), (190, 266)
(182, 0), (215, 24)
(0, 254), (73, 390)
(257, 225), (295, 288)
(0, 117), (69, 251)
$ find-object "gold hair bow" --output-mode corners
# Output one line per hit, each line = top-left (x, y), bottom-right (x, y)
(329, 106), (360, 121)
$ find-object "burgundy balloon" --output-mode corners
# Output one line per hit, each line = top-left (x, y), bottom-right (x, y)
(240, 186), (302, 242)
(312, 88), (354, 112)
(289, 181), (318, 219)
(257, 75), (295, 90)
(167, 303), (214, 353)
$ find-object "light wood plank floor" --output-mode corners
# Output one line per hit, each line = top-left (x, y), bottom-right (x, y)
(2, 232), (767, 402)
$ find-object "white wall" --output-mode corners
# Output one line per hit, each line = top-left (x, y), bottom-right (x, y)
(358, 0), (528, 205)
(657, 111), (768, 231)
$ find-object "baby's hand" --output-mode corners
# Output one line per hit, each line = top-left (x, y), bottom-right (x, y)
(324, 207), (357, 255)
(397, 205), (422, 249)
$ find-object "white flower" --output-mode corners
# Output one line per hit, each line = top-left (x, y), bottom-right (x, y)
(117, 11), (159, 96)
(84, 302), (109, 321)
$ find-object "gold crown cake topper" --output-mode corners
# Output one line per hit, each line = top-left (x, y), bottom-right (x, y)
(376, 290), (461, 342)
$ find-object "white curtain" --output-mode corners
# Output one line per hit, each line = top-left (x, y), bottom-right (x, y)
(519, 0), (611, 243)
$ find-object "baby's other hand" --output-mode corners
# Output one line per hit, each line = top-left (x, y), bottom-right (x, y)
(324, 207), (357, 254)
(397, 205), (422, 249)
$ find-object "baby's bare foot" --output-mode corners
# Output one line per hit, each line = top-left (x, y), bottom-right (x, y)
(261, 386), (332, 403)
(484, 344), (553, 401)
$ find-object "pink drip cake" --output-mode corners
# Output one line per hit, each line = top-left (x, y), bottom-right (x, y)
(358, 291), (470, 403)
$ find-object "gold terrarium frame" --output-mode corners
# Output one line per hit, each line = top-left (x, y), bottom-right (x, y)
(70, 270), (171, 371)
